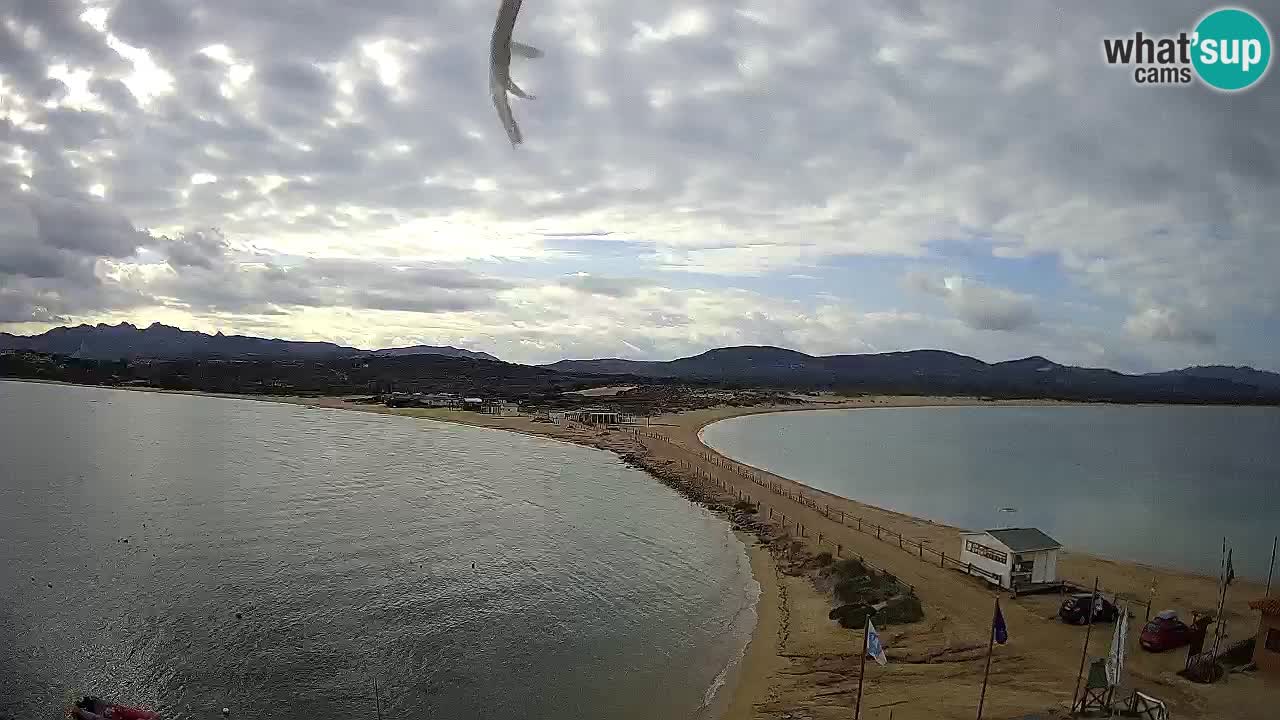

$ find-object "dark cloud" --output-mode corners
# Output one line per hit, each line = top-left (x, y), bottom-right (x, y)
(557, 273), (651, 298)
(1125, 307), (1216, 346)
(905, 272), (1039, 332)
(159, 230), (229, 269)
(132, 234), (515, 315)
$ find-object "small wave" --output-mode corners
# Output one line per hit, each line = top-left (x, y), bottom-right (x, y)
(698, 532), (762, 715)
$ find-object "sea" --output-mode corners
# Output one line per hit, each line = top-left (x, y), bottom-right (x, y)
(701, 404), (1280, 581)
(0, 381), (758, 720)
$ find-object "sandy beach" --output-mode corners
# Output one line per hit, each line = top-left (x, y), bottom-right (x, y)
(11, 381), (1273, 718)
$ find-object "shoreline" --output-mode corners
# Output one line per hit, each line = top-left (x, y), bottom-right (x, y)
(5, 379), (1275, 718)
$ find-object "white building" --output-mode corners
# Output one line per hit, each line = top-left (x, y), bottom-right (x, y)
(482, 401), (520, 416)
(958, 528), (1062, 590)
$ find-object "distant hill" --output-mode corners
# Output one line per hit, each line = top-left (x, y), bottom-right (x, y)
(1147, 365), (1280, 391)
(373, 345), (499, 362)
(0, 350), (610, 399)
(545, 346), (1280, 404)
(0, 323), (499, 363)
(0, 322), (359, 360)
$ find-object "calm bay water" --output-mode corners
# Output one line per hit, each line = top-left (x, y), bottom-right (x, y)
(702, 405), (1280, 580)
(1, 381), (757, 720)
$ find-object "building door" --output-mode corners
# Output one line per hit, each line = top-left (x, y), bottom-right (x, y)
(1031, 553), (1047, 583)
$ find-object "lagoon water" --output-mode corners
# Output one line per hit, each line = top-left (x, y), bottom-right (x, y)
(1, 381), (757, 720)
(702, 405), (1280, 580)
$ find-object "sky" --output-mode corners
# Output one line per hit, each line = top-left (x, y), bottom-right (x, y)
(1, 1), (1278, 370)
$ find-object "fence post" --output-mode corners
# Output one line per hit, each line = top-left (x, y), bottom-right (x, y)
(941, 552), (946, 568)
(876, 525), (881, 540)
(818, 532), (823, 545)
(899, 535), (903, 549)
(919, 542), (923, 558)
(858, 518), (862, 532)
(840, 510), (846, 524)
(836, 543), (841, 556)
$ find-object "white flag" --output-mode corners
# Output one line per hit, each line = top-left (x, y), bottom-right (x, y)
(1106, 606), (1128, 687)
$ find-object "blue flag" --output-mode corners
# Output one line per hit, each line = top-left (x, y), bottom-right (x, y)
(993, 600), (1009, 645)
(866, 620), (888, 665)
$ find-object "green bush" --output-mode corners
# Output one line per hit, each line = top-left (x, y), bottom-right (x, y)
(829, 604), (875, 629)
(879, 594), (924, 624)
(832, 558), (868, 578)
(834, 576), (873, 604)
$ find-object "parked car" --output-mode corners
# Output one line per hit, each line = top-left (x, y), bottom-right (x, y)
(1059, 593), (1120, 625)
(1140, 611), (1193, 652)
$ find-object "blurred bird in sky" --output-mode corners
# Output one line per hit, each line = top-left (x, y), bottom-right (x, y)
(490, 0), (543, 145)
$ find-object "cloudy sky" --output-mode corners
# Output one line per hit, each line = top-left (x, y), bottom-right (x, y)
(2, 1), (1278, 369)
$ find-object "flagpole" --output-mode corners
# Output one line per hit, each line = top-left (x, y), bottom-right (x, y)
(854, 616), (869, 720)
(1266, 536), (1277, 598)
(1071, 577), (1099, 712)
(976, 596), (998, 720)
(1209, 545), (1233, 665)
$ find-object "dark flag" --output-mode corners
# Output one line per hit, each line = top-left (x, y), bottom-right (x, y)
(1225, 549), (1236, 587)
(993, 600), (1009, 645)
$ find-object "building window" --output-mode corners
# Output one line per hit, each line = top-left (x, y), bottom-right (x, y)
(965, 540), (1008, 565)
(1266, 628), (1280, 653)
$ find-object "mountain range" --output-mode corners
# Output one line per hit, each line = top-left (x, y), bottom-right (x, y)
(544, 346), (1280, 402)
(0, 323), (497, 362)
(3, 323), (1279, 403)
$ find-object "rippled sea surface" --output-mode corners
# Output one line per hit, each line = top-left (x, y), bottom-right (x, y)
(702, 405), (1280, 580)
(1, 381), (756, 720)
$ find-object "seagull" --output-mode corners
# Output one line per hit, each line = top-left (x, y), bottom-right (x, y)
(490, 0), (543, 145)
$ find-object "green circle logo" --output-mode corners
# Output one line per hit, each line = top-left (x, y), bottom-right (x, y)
(1192, 8), (1272, 91)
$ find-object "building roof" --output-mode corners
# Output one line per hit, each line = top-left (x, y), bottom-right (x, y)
(1249, 598), (1280, 615)
(972, 528), (1063, 552)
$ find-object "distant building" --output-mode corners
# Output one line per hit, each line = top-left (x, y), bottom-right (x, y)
(461, 397), (485, 411)
(421, 393), (461, 408)
(1248, 598), (1280, 677)
(563, 408), (624, 425)
(482, 400), (520, 416)
(959, 528), (1062, 590)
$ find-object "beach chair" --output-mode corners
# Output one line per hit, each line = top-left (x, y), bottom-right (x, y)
(1124, 691), (1169, 720)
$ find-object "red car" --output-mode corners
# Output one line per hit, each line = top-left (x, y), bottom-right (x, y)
(1140, 611), (1192, 652)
